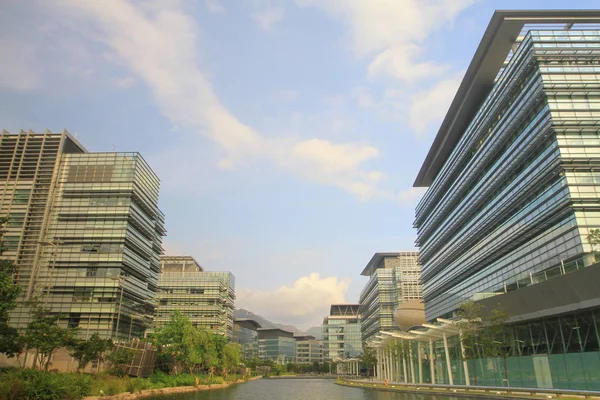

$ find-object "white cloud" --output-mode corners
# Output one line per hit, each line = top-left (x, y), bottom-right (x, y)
(54, 0), (383, 198)
(251, 7), (284, 31)
(287, 139), (384, 199)
(408, 75), (462, 135)
(237, 273), (350, 329)
(296, 0), (473, 81)
(0, 38), (38, 91)
(397, 187), (426, 204)
(205, 0), (225, 14)
(367, 44), (450, 82)
(114, 76), (136, 88)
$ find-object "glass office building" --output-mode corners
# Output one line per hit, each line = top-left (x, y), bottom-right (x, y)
(414, 11), (600, 324)
(0, 131), (165, 339)
(322, 304), (362, 360)
(232, 318), (261, 360)
(258, 328), (296, 364)
(155, 256), (235, 338)
(359, 252), (422, 343)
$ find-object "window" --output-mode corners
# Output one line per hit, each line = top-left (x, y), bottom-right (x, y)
(86, 267), (97, 277)
(7, 213), (25, 227)
(81, 243), (122, 253)
(82, 244), (101, 253)
(1, 236), (20, 251)
(12, 189), (30, 204)
(190, 288), (204, 294)
(73, 290), (92, 302)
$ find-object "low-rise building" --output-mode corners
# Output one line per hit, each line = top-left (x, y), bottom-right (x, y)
(233, 318), (261, 360)
(258, 328), (295, 364)
(294, 335), (322, 364)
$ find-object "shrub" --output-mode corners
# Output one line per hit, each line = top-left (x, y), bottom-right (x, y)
(0, 369), (92, 400)
(125, 377), (151, 393)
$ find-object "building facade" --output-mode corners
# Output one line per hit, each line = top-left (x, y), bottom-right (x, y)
(257, 328), (296, 364)
(412, 10), (600, 390)
(232, 318), (261, 360)
(359, 252), (422, 343)
(155, 256), (235, 338)
(0, 130), (165, 339)
(322, 304), (362, 360)
(294, 335), (322, 364)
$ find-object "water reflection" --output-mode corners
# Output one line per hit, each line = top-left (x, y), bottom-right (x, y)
(147, 379), (482, 400)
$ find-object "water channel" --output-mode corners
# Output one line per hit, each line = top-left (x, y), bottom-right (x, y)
(147, 378), (483, 400)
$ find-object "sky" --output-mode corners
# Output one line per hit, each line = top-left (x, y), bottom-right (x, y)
(1, 0), (598, 331)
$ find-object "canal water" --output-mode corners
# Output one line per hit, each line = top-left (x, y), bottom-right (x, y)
(147, 378), (482, 400)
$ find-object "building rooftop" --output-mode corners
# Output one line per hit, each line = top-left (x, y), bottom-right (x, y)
(329, 304), (360, 316)
(360, 252), (419, 276)
(160, 255), (204, 272)
(257, 328), (295, 339)
(414, 9), (600, 187)
(234, 318), (262, 330)
(294, 335), (316, 341)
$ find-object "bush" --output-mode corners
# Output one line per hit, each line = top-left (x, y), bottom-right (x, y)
(125, 377), (151, 393)
(0, 369), (92, 400)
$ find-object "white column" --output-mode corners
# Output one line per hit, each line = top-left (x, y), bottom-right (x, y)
(396, 349), (401, 383)
(460, 330), (471, 386)
(417, 341), (423, 384)
(409, 341), (416, 383)
(377, 348), (382, 380)
(386, 348), (391, 381)
(392, 346), (398, 382)
(429, 338), (435, 384)
(402, 342), (408, 383)
(443, 332), (454, 385)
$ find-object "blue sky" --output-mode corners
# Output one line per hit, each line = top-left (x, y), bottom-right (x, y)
(1, 0), (598, 330)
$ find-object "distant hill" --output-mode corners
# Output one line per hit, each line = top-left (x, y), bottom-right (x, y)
(234, 309), (307, 336)
(305, 326), (323, 340)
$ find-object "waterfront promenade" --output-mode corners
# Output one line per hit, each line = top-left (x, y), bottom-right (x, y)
(337, 378), (600, 399)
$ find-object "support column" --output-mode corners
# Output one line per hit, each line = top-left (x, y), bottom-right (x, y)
(409, 341), (416, 383)
(429, 338), (435, 384)
(402, 342), (408, 383)
(459, 330), (471, 386)
(393, 346), (398, 382)
(377, 348), (382, 380)
(385, 349), (392, 382)
(417, 341), (423, 384)
(443, 332), (454, 385)
(396, 349), (402, 383)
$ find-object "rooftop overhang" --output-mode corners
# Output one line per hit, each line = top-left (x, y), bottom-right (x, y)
(234, 318), (262, 330)
(160, 255), (204, 271)
(360, 252), (401, 276)
(414, 9), (600, 188)
(367, 318), (464, 348)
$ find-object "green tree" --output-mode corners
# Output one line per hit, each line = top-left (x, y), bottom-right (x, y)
(70, 333), (113, 371)
(360, 347), (377, 377)
(22, 300), (78, 370)
(221, 342), (241, 378)
(0, 217), (22, 358)
(152, 311), (214, 374)
(458, 300), (508, 385)
(106, 344), (136, 376)
(588, 228), (600, 254)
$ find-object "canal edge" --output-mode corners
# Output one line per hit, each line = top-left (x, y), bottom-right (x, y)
(334, 378), (600, 400)
(83, 376), (263, 400)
